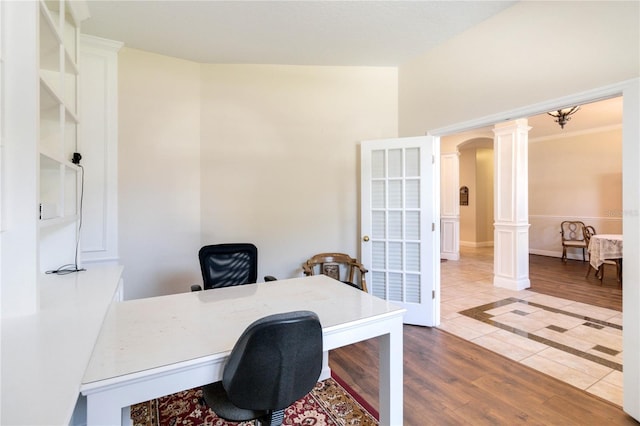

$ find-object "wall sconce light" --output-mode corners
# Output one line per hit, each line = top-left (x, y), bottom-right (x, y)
(547, 106), (580, 129)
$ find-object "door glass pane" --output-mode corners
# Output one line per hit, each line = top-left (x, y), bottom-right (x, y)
(372, 211), (386, 239)
(388, 211), (402, 240)
(372, 271), (386, 299)
(388, 149), (402, 178)
(372, 181), (385, 208)
(372, 150), (385, 178)
(388, 242), (402, 270)
(372, 241), (386, 269)
(406, 211), (420, 240)
(406, 242), (420, 272)
(406, 148), (420, 177)
(406, 179), (419, 208)
(389, 272), (403, 302)
(406, 274), (420, 303)
(389, 180), (402, 208)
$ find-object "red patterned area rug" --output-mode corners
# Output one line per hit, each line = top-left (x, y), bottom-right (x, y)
(131, 374), (378, 426)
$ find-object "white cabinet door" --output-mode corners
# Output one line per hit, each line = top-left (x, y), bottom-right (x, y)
(79, 35), (122, 265)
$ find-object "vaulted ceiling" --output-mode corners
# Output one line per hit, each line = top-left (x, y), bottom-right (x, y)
(81, 1), (622, 138)
(82, 1), (516, 66)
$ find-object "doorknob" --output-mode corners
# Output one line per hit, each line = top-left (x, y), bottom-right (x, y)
(363, 235), (370, 242)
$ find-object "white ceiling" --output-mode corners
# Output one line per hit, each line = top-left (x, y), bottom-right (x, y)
(81, 0), (622, 137)
(82, 0), (516, 66)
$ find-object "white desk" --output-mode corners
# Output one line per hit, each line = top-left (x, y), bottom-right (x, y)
(80, 275), (406, 425)
(1, 265), (124, 426)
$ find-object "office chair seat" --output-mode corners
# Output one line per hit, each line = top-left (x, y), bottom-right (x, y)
(202, 311), (323, 426)
(202, 381), (266, 421)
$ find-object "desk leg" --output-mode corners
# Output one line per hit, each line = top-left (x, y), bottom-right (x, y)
(86, 393), (123, 426)
(379, 320), (403, 426)
(122, 406), (132, 426)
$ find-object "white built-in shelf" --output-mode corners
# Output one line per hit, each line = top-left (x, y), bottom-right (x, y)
(38, 0), (81, 273)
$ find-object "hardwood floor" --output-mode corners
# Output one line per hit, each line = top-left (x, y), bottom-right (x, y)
(330, 327), (636, 425)
(529, 253), (622, 311)
(329, 251), (635, 424)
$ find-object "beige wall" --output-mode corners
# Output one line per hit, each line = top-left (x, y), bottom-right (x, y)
(444, 127), (621, 255)
(458, 149), (476, 243)
(458, 144), (494, 246)
(399, 1), (639, 135)
(119, 48), (202, 299)
(529, 127), (622, 257)
(476, 148), (494, 244)
(199, 64), (397, 280)
(118, 57), (397, 298)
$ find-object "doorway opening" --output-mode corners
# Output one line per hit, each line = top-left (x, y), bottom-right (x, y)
(438, 95), (624, 406)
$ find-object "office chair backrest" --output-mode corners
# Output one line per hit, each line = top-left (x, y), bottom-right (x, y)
(199, 243), (258, 290)
(223, 311), (323, 411)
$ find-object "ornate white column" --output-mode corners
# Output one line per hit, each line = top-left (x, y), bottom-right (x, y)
(440, 152), (460, 260)
(493, 119), (530, 290)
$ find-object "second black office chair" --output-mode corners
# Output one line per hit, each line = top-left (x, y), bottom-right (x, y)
(191, 243), (276, 292)
(201, 310), (323, 426)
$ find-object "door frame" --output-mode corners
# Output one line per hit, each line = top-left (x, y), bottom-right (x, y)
(426, 78), (639, 420)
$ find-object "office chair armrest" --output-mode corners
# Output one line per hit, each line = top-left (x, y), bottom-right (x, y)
(191, 284), (203, 292)
(264, 275), (278, 282)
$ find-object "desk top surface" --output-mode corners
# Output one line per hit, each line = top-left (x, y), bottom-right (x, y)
(82, 275), (404, 385)
(1, 265), (124, 426)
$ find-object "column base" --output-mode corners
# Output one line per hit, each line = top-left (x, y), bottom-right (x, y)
(493, 275), (530, 291)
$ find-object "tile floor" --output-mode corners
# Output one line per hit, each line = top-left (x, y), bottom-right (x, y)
(439, 248), (623, 406)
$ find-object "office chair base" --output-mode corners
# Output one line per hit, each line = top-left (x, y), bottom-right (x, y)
(257, 409), (285, 426)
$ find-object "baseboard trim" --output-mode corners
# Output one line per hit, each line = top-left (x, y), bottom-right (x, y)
(441, 252), (460, 261)
(529, 249), (588, 262)
(460, 241), (494, 248)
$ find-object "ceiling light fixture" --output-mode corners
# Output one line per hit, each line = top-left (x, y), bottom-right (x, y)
(547, 106), (580, 129)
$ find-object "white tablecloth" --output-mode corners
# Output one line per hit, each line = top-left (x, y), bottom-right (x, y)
(588, 234), (623, 269)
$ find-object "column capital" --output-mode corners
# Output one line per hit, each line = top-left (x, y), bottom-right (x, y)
(493, 118), (532, 134)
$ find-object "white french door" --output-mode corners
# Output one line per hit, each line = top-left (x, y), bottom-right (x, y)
(360, 136), (439, 326)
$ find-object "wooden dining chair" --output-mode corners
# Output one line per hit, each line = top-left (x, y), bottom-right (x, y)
(302, 253), (368, 292)
(560, 220), (588, 262)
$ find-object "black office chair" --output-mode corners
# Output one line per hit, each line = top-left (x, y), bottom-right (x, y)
(201, 311), (323, 426)
(191, 243), (276, 292)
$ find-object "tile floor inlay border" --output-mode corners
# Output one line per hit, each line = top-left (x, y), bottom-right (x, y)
(459, 297), (623, 372)
(547, 325), (567, 333)
(593, 345), (621, 356)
